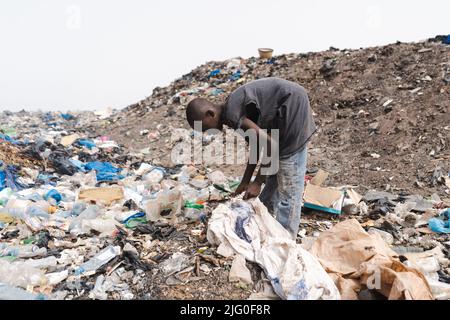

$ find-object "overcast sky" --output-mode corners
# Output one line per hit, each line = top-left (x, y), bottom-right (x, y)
(0, 0), (448, 111)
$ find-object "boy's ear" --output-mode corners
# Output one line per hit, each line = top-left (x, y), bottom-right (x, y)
(205, 110), (215, 117)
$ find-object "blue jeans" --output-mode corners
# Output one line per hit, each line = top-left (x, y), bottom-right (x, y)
(259, 145), (307, 238)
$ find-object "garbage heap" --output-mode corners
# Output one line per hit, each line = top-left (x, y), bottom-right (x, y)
(0, 110), (264, 300)
(97, 38), (450, 197)
(0, 109), (449, 300)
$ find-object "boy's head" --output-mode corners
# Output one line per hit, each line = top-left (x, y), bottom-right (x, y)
(186, 98), (223, 132)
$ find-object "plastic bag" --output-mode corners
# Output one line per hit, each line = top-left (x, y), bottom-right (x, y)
(145, 189), (182, 224)
(428, 208), (450, 234)
(0, 260), (47, 288)
(75, 139), (96, 149)
(0, 164), (28, 191)
(84, 161), (124, 181)
(44, 189), (62, 205)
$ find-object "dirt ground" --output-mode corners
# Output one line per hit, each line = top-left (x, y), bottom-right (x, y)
(92, 40), (449, 198)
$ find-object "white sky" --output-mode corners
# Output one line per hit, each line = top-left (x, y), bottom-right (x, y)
(0, 0), (448, 111)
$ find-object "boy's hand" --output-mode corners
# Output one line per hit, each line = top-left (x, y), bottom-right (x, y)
(243, 181), (262, 200)
(234, 182), (248, 196)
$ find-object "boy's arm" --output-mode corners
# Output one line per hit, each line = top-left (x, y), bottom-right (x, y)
(234, 161), (257, 196)
(235, 117), (277, 199)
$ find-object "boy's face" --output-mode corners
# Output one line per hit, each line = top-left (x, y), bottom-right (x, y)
(200, 110), (223, 132)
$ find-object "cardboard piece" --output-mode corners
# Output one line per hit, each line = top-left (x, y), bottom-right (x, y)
(310, 169), (329, 186)
(60, 134), (80, 147)
(346, 189), (362, 205)
(78, 187), (124, 205)
(303, 183), (344, 215)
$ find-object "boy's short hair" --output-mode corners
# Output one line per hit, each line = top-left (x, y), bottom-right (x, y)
(186, 98), (212, 127)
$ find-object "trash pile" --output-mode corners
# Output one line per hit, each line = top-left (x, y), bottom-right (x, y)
(0, 109), (448, 300)
(98, 39), (449, 198)
(0, 111), (265, 300)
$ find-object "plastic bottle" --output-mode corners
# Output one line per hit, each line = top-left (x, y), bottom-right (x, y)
(143, 168), (165, 184)
(25, 206), (51, 219)
(22, 256), (58, 270)
(0, 260), (47, 288)
(76, 245), (121, 275)
(184, 208), (206, 222)
(0, 244), (47, 258)
(78, 205), (100, 220)
(71, 202), (87, 216)
(184, 201), (206, 222)
(0, 283), (45, 300)
(69, 205), (100, 235)
(177, 167), (190, 184)
(22, 192), (42, 202)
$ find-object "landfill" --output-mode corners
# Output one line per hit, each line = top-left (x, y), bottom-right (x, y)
(0, 37), (449, 300)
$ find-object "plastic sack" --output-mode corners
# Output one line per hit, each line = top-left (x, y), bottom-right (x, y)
(75, 139), (96, 149)
(207, 198), (340, 300)
(44, 189), (62, 205)
(428, 208), (450, 234)
(84, 161), (124, 181)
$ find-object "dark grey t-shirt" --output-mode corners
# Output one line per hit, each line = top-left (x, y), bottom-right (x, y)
(223, 77), (316, 158)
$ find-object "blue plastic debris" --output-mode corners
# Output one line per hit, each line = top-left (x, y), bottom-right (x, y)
(61, 113), (75, 120)
(84, 162), (121, 173)
(210, 88), (224, 96)
(208, 68), (221, 77)
(69, 159), (86, 172)
(44, 189), (62, 205)
(95, 171), (125, 181)
(443, 35), (450, 45)
(84, 161), (124, 181)
(41, 112), (55, 123)
(229, 70), (241, 81)
(0, 134), (21, 145)
(75, 139), (96, 149)
(36, 173), (57, 187)
(428, 208), (450, 234)
(122, 211), (146, 224)
(0, 163), (28, 191)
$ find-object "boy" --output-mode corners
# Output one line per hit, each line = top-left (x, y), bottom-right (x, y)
(186, 77), (316, 238)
